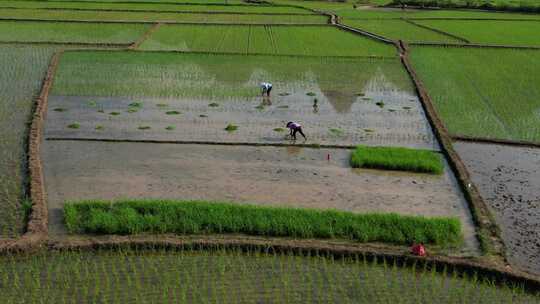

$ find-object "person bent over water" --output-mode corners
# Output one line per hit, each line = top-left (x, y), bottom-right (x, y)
(286, 121), (306, 140)
(260, 82), (272, 97)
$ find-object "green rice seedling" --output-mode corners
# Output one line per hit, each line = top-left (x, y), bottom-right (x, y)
(364, 129), (375, 133)
(224, 124), (238, 132)
(53, 107), (66, 112)
(95, 125), (104, 131)
(87, 100), (98, 108)
(109, 111), (120, 116)
(209, 102), (220, 107)
(165, 126), (176, 131)
(356, 92), (365, 96)
(410, 46), (540, 142)
(274, 128), (285, 132)
(139, 24), (397, 57)
(138, 126), (151, 130)
(156, 103), (168, 108)
(342, 19), (461, 43)
(277, 105), (289, 109)
(0, 20), (150, 44)
(128, 102), (143, 108)
(63, 199), (463, 246)
(97, 109), (105, 113)
(199, 114), (208, 118)
(255, 105), (265, 110)
(165, 111), (181, 115)
(388, 109), (396, 112)
(306, 92), (316, 96)
(278, 92), (290, 96)
(375, 101), (385, 108)
(329, 128), (344, 136)
(350, 145), (444, 174)
(0, 45), (58, 239)
(127, 108), (139, 113)
(402, 106), (411, 110)
(67, 122), (80, 129)
(52, 51), (414, 102)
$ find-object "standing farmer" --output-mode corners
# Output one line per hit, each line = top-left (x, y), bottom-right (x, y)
(260, 82), (272, 97)
(286, 121), (306, 140)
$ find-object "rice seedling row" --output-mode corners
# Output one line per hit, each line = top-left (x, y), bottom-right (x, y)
(333, 7), (540, 20)
(139, 24), (398, 57)
(0, 45), (60, 238)
(341, 19), (461, 43)
(410, 46), (540, 142)
(64, 199), (462, 246)
(0, 248), (537, 303)
(0, 8), (329, 24)
(0, 20), (150, 44)
(388, 0), (540, 12)
(414, 19), (540, 46)
(350, 145), (444, 174)
(0, 0), (314, 14)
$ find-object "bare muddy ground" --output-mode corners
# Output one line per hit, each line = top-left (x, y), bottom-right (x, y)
(44, 91), (437, 150)
(454, 141), (540, 275)
(43, 140), (477, 254)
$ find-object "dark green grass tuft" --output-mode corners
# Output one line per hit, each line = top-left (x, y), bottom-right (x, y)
(208, 102), (219, 107)
(351, 145), (444, 174)
(63, 200), (462, 246)
(165, 125), (176, 131)
(165, 110), (181, 115)
(138, 125), (151, 130)
(273, 128), (285, 132)
(53, 107), (66, 112)
(109, 111), (120, 116)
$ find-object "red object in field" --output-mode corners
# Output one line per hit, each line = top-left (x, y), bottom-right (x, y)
(411, 243), (426, 256)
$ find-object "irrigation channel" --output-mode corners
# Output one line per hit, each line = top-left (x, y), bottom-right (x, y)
(1, 2), (540, 301)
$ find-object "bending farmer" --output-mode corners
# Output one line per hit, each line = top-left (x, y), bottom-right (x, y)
(286, 121), (306, 140)
(260, 82), (273, 97)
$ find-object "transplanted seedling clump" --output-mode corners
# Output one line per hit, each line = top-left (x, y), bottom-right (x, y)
(109, 111), (121, 116)
(165, 111), (181, 115)
(376, 101), (385, 108)
(329, 128), (344, 136)
(225, 124), (238, 132)
(95, 125), (104, 131)
(273, 128), (285, 132)
(208, 102), (219, 107)
(138, 125), (151, 130)
(67, 123), (80, 129)
(306, 92), (316, 97)
(165, 125), (176, 131)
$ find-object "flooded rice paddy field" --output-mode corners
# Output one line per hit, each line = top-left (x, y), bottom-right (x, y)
(43, 141), (478, 254)
(47, 52), (436, 149)
(45, 90), (436, 149)
(454, 141), (540, 276)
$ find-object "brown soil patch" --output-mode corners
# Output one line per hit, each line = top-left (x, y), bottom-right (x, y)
(454, 141), (540, 276)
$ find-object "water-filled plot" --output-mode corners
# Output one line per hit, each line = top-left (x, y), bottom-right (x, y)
(47, 51), (436, 149)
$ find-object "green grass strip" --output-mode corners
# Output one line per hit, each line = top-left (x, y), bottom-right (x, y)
(64, 200), (462, 246)
(351, 145), (444, 174)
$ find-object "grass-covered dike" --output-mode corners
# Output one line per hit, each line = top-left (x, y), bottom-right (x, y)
(64, 200), (462, 247)
(351, 145), (444, 174)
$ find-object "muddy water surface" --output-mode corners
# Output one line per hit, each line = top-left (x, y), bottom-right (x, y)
(454, 141), (540, 275)
(45, 88), (436, 149)
(43, 141), (477, 254)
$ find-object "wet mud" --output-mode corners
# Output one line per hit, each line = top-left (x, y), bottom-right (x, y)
(43, 141), (477, 254)
(454, 141), (540, 275)
(45, 90), (437, 150)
